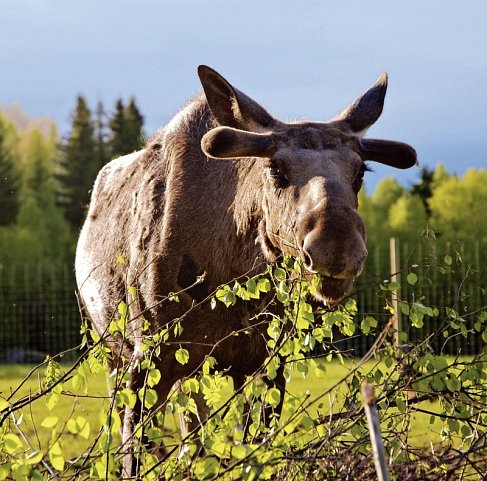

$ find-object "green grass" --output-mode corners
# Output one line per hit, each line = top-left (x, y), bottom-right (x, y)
(0, 364), (110, 459)
(0, 360), (449, 460)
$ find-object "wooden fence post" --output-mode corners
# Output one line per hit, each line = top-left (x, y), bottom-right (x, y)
(361, 382), (390, 481)
(389, 237), (402, 349)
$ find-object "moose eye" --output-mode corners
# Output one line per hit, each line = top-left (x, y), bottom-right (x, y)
(353, 163), (370, 192)
(268, 164), (290, 189)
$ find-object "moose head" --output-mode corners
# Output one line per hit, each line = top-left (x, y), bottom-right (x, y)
(200, 66), (416, 303)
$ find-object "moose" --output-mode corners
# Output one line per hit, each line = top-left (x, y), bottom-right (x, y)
(76, 65), (416, 474)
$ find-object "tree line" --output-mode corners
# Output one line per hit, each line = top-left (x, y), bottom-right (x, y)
(1, 96), (487, 270)
(0, 96), (144, 267)
(0, 97), (486, 359)
(359, 164), (487, 245)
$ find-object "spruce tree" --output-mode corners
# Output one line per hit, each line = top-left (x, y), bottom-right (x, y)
(108, 97), (145, 158)
(411, 167), (434, 218)
(57, 95), (97, 231)
(125, 97), (145, 152)
(94, 100), (110, 169)
(0, 115), (20, 226)
(108, 99), (128, 158)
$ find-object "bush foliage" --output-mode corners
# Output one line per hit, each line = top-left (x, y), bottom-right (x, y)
(0, 249), (486, 480)
(0, 101), (486, 479)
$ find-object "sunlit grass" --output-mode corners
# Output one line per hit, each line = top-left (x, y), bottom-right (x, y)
(0, 359), (450, 460)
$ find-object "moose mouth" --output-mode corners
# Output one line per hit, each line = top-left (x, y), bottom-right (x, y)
(311, 274), (354, 305)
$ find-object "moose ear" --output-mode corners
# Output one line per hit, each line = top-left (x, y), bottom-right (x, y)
(337, 73), (388, 134)
(198, 65), (278, 132)
(359, 139), (418, 169)
(201, 126), (275, 159)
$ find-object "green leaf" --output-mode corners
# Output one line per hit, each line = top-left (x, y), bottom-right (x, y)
(396, 398), (406, 412)
(257, 278), (271, 293)
(312, 359), (327, 378)
(3, 434), (23, 454)
(215, 285), (237, 307)
(446, 378), (461, 392)
(182, 378), (199, 394)
(41, 416), (59, 428)
(117, 301), (128, 318)
(444, 254), (452, 266)
(0, 464), (10, 481)
(175, 347), (190, 365)
(299, 414), (314, 429)
(409, 312), (424, 328)
(116, 387), (137, 409)
(265, 387), (281, 408)
(145, 427), (164, 443)
(296, 313), (311, 330)
(193, 457), (219, 480)
(243, 278), (261, 300)
(45, 384), (62, 411)
(361, 315), (377, 335)
(461, 424), (472, 438)
(147, 368), (161, 387)
(232, 444), (252, 460)
(381, 281), (400, 291)
(209, 439), (230, 458)
(26, 450), (44, 466)
(49, 441), (65, 472)
(431, 375), (444, 391)
(273, 266), (286, 281)
(407, 272), (418, 285)
(202, 356), (217, 374)
(99, 408), (121, 434)
(71, 373), (86, 392)
(67, 416), (91, 440)
(341, 320), (356, 336)
(140, 388), (158, 409)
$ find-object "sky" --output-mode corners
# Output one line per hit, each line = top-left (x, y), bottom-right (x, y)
(1, 0), (486, 192)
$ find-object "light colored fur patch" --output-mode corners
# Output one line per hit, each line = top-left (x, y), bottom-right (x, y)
(102, 149), (146, 193)
(164, 102), (195, 136)
(75, 149), (145, 322)
(75, 219), (106, 322)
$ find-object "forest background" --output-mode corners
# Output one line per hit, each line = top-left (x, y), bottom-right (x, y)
(0, 96), (486, 359)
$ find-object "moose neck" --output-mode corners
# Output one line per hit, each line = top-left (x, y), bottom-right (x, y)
(196, 156), (267, 284)
(161, 96), (268, 288)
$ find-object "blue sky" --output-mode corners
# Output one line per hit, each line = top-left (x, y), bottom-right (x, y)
(1, 0), (486, 191)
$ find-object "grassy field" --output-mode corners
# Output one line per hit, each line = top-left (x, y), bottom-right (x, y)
(0, 360), (447, 460)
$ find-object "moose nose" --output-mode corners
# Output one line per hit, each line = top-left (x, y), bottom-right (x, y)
(301, 232), (367, 278)
(301, 221), (367, 279)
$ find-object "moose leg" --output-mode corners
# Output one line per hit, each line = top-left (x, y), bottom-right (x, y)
(123, 375), (177, 477)
(175, 379), (211, 443)
(121, 357), (145, 479)
(232, 373), (249, 438)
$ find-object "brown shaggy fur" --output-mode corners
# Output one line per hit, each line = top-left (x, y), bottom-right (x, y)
(75, 66), (416, 471)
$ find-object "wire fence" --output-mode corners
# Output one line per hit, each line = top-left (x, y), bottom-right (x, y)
(0, 263), (80, 362)
(349, 238), (487, 356)
(0, 239), (486, 362)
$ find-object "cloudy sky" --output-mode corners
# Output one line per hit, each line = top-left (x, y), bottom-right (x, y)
(1, 0), (486, 191)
